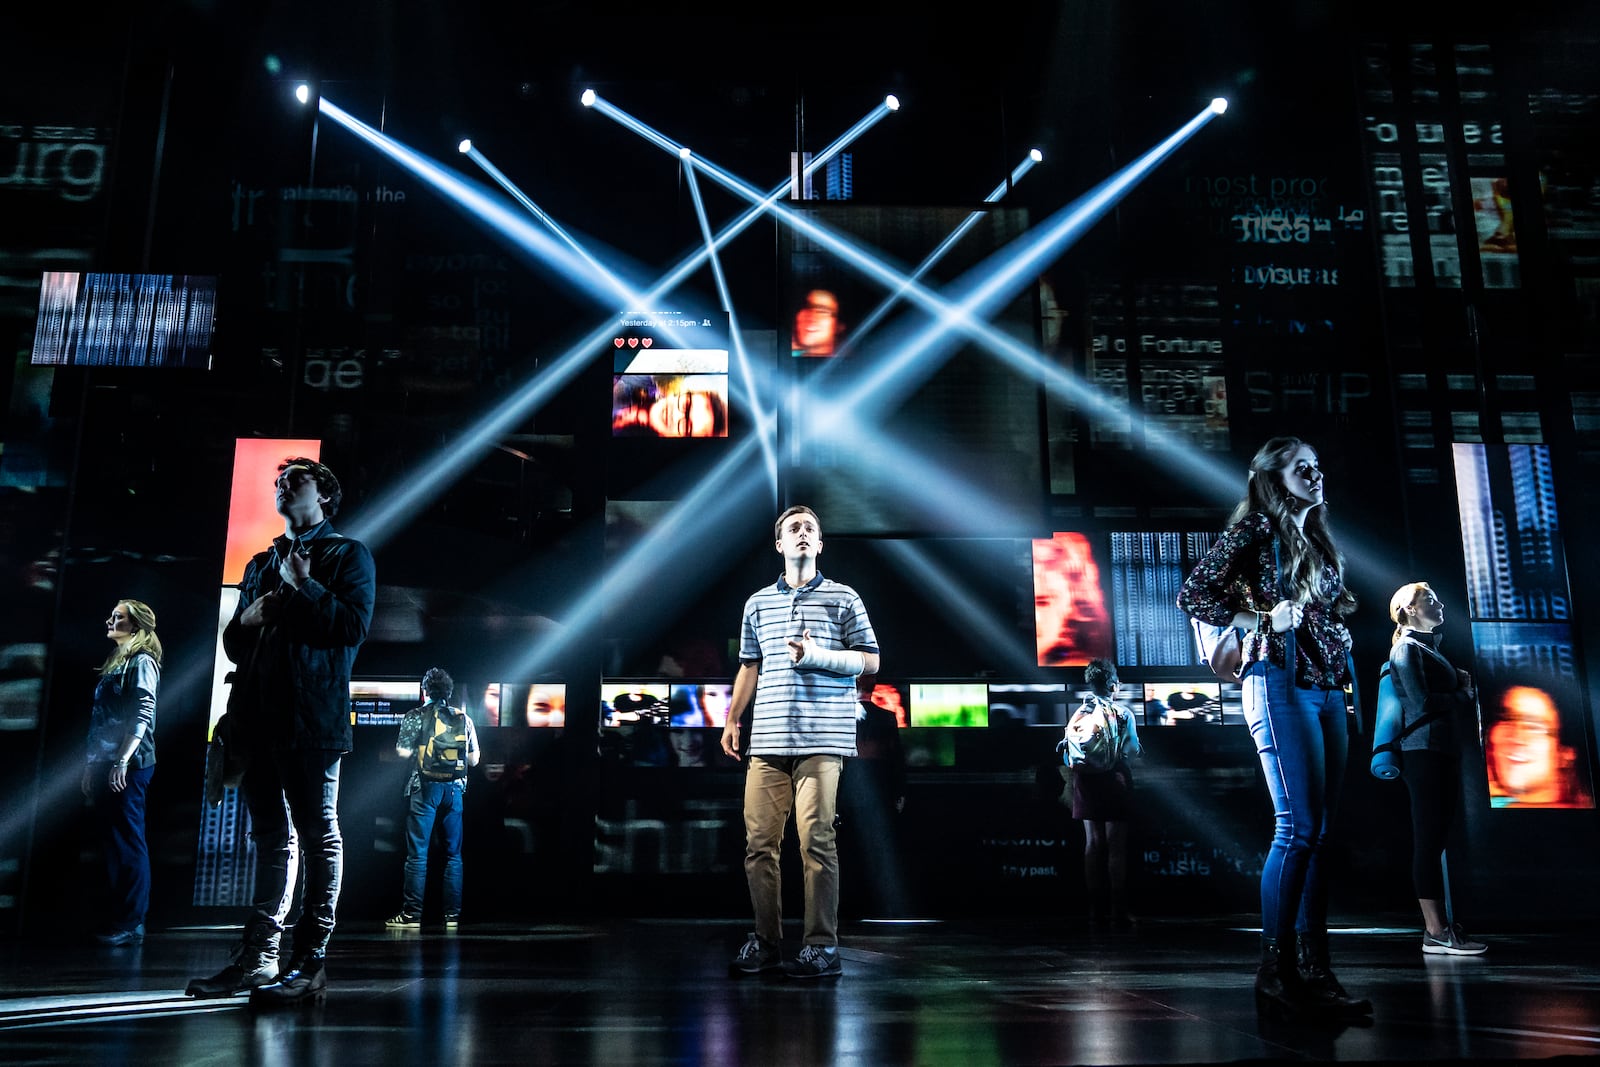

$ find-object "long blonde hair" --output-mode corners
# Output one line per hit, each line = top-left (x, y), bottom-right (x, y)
(1227, 436), (1357, 615)
(99, 599), (164, 674)
(1388, 582), (1431, 648)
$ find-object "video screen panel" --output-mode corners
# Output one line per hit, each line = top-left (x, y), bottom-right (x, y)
(1474, 623), (1594, 809)
(670, 683), (734, 727)
(609, 315), (729, 438)
(1032, 532), (1114, 668)
(988, 683), (1068, 727)
(349, 679), (422, 726)
(601, 681), (671, 726)
(908, 683), (988, 727)
(518, 684), (569, 726)
(1141, 681), (1242, 726)
(1109, 531), (1219, 668)
(31, 272), (216, 368)
(863, 682), (908, 728)
(1452, 444), (1571, 622)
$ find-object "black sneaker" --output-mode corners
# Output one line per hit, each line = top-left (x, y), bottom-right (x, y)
(783, 944), (843, 979)
(730, 933), (779, 975)
(384, 912), (421, 929)
(443, 914), (460, 929)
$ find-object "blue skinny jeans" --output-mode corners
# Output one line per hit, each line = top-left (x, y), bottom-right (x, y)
(1242, 661), (1348, 946)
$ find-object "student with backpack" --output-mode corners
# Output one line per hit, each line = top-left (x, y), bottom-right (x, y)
(1058, 658), (1143, 930)
(387, 667), (479, 929)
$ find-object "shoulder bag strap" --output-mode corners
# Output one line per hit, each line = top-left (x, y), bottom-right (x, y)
(1273, 536), (1297, 689)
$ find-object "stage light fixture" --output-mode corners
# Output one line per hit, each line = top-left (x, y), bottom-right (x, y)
(679, 146), (692, 159)
(294, 84), (311, 105)
(885, 94), (901, 111)
(1030, 148), (1044, 162)
(1210, 97), (1228, 114)
(581, 88), (597, 107)
(458, 138), (472, 154)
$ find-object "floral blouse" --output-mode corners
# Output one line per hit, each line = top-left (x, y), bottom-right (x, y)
(1176, 511), (1352, 690)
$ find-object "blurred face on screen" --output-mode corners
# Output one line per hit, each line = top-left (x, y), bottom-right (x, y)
(793, 289), (839, 356)
(526, 687), (566, 727)
(698, 684), (733, 727)
(1033, 533), (1110, 667)
(1488, 686), (1566, 804)
(648, 389), (723, 438)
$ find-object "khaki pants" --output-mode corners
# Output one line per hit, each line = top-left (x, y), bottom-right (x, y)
(743, 754), (843, 947)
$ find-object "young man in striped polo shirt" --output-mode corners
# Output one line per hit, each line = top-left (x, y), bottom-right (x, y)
(722, 505), (880, 979)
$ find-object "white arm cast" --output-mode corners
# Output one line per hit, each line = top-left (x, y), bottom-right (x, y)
(798, 644), (866, 676)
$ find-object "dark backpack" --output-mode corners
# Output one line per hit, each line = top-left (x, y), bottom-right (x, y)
(417, 703), (470, 780)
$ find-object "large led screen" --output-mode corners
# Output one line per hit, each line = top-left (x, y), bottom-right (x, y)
(1452, 444), (1593, 808)
(32, 272), (216, 368)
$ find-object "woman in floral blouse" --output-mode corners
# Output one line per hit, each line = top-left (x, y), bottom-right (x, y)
(1177, 436), (1368, 1022)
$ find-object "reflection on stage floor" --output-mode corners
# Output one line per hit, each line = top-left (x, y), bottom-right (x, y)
(2, 916), (1597, 1065)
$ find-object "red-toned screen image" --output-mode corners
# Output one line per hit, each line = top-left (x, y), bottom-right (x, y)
(791, 288), (841, 357)
(862, 683), (909, 728)
(1033, 532), (1112, 668)
(222, 438), (321, 583)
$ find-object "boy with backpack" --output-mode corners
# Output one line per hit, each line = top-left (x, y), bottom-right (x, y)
(387, 667), (479, 928)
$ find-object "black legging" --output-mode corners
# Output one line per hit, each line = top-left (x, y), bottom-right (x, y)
(1399, 748), (1457, 900)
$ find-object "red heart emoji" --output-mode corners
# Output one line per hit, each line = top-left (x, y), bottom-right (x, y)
(613, 337), (624, 347)
(641, 338), (653, 348)
(628, 338), (639, 348)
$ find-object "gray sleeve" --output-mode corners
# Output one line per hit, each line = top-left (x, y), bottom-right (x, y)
(128, 654), (160, 739)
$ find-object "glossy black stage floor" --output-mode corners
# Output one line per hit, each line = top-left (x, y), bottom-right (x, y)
(2, 916), (1597, 1066)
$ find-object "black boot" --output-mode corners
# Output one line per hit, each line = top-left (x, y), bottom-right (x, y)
(1255, 937), (1321, 1022)
(186, 926), (280, 998)
(1296, 931), (1373, 1017)
(250, 954), (327, 1007)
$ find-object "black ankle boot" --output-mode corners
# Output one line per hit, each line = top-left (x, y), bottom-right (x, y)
(1296, 931), (1373, 1017)
(249, 954), (327, 1007)
(1255, 937), (1323, 1021)
(186, 927), (280, 998)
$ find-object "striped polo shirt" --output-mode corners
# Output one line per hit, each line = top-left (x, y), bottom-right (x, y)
(739, 573), (879, 757)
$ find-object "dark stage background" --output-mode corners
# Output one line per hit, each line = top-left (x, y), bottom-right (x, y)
(2, 1), (1598, 936)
